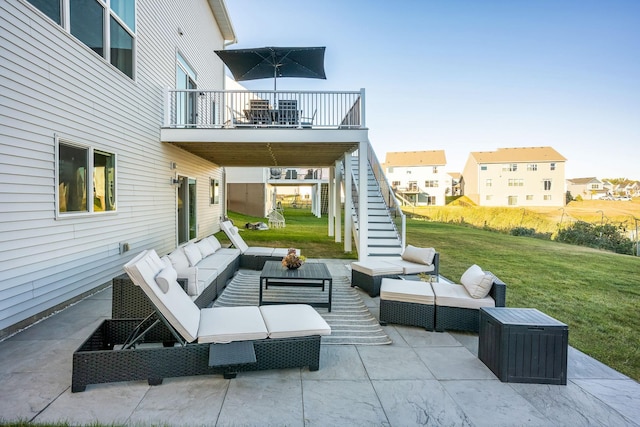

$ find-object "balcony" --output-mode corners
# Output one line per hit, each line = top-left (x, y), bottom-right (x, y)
(160, 90), (368, 168)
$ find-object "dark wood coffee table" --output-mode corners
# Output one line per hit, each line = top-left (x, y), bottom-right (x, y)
(259, 261), (333, 312)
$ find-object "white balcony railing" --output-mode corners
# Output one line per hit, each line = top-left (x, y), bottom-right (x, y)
(164, 89), (365, 129)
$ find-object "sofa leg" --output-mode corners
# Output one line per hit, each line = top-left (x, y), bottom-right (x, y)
(223, 371), (237, 379)
(379, 321), (387, 326)
(148, 378), (163, 386)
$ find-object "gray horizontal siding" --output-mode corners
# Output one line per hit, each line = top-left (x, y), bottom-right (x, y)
(0, 0), (227, 334)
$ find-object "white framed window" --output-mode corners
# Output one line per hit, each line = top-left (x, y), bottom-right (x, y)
(391, 180), (400, 188)
(27, 0), (136, 79)
(508, 178), (524, 187)
(480, 165), (487, 171)
(526, 195), (534, 201)
(486, 179), (492, 187)
(433, 166), (438, 173)
(544, 195), (552, 201)
(508, 196), (518, 206)
(486, 195), (493, 201)
(527, 164), (538, 171)
(424, 180), (439, 188)
(550, 163), (556, 171)
(543, 179), (552, 191)
(503, 163), (518, 172)
(56, 136), (116, 217)
(210, 178), (220, 205)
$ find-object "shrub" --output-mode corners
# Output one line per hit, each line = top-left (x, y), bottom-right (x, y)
(555, 221), (634, 254)
(510, 227), (535, 236)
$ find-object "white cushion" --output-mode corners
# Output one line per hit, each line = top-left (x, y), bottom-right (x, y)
(259, 305), (331, 339)
(183, 243), (203, 267)
(431, 282), (495, 309)
(460, 264), (494, 299)
(244, 247), (275, 257)
(205, 235), (222, 252)
(167, 248), (190, 273)
(351, 260), (403, 276)
(197, 306), (268, 344)
(124, 250), (201, 342)
(196, 239), (216, 258)
(159, 255), (173, 270)
(401, 245), (436, 266)
(221, 220), (249, 253)
(380, 278), (434, 305)
(155, 265), (177, 293)
(385, 259), (436, 275)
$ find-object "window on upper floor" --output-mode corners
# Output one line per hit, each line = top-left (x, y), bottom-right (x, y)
(508, 179), (524, 187)
(391, 181), (400, 188)
(543, 179), (552, 191)
(387, 167), (394, 173)
(27, 0), (136, 79)
(433, 166), (438, 173)
(550, 163), (556, 171)
(424, 180), (439, 188)
(57, 138), (116, 216)
(486, 179), (492, 187)
(527, 164), (538, 171)
(480, 165), (487, 171)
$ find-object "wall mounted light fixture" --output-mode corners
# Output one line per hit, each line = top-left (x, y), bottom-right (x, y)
(170, 161), (177, 169)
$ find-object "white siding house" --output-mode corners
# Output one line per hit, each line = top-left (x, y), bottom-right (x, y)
(0, 0), (235, 337)
(461, 147), (566, 207)
(382, 150), (449, 206)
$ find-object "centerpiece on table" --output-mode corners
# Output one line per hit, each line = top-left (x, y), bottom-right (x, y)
(282, 248), (306, 270)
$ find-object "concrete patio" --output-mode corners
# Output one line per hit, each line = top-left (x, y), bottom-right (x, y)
(1, 259), (638, 426)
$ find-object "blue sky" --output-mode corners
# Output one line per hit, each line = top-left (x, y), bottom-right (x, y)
(224, 0), (639, 180)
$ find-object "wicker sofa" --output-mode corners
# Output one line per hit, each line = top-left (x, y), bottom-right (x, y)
(112, 235), (239, 319)
(379, 265), (506, 333)
(73, 249), (331, 392)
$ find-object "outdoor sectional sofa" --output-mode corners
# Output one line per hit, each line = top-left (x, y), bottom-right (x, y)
(379, 264), (506, 333)
(72, 249), (331, 392)
(351, 245), (440, 297)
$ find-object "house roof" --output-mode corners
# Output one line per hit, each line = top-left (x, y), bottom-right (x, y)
(208, 0), (237, 44)
(448, 172), (461, 179)
(470, 146), (566, 164)
(382, 150), (447, 167)
(567, 177), (601, 184)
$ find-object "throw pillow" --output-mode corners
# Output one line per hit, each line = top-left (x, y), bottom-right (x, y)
(155, 265), (177, 294)
(183, 243), (203, 267)
(460, 264), (494, 299)
(205, 235), (222, 252)
(167, 249), (190, 273)
(196, 239), (216, 258)
(401, 245), (436, 265)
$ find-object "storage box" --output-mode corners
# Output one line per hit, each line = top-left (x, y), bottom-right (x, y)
(478, 307), (568, 385)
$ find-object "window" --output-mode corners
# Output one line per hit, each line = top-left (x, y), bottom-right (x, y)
(550, 163), (556, 171)
(486, 179), (492, 187)
(210, 178), (220, 204)
(387, 167), (394, 173)
(526, 195), (534, 201)
(508, 179), (524, 187)
(544, 195), (552, 201)
(406, 170), (412, 174)
(391, 181), (400, 188)
(480, 165), (487, 171)
(27, 0), (62, 24)
(28, 0), (136, 79)
(508, 196), (518, 206)
(543, 179), (552, 191)
(503, 164), (518, 172)
(527, 164), (538, 171)
(486, 195), (492, 201)
(57, 139), (116, 215)
(424, 180), (439, 188)
(433, 166), (438, 173)
(408, 181), (418, 191)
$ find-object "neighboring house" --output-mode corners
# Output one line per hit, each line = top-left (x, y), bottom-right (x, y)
(566, 177), (609, 200)
(448, 172), (461, 196)
(382, 150), (449, 206)
(461, 147), (566, 207)
(0, 0), (236, 337)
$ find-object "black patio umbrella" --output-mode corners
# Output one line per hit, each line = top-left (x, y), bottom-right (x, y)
(215, 46), (326, 90)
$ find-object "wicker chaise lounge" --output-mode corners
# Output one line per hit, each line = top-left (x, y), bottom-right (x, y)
(72, 250), (331, 392)
(220, 220), (300, 269)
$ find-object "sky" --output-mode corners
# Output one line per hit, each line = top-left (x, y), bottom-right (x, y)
(224, 0), (639, 180)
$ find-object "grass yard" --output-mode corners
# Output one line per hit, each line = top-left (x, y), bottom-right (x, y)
(219, 209), (640, 381)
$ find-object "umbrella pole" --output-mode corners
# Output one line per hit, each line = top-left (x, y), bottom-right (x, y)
(274, 65), (277, 91)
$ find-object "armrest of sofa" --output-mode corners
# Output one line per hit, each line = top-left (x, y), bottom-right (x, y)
(432, 252), (440, 277)
(175, 266), (200, 296)
(485, 271), (506, 307)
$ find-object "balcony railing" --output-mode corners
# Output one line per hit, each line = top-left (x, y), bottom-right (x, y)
(164, 89), (365, 129)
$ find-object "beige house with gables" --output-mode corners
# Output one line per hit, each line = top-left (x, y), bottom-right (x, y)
(382, 150), (449, 206)
(461, 147), (566, 207)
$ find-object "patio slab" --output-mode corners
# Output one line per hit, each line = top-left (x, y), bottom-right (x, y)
(0, 258), (638, 427)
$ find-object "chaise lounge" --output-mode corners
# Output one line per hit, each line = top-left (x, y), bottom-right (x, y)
(220, 220), (300, 270)
(72, 249), (331, 392)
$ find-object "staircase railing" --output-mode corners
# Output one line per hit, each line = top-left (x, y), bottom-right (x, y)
(349, 143), (406, 252)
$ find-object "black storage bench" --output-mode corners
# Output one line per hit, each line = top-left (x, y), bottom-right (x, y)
(478, 307), (568, 385)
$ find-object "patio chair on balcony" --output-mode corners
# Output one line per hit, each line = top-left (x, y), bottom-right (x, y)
(245, 99), (272, 125)
(277, 99), (299, 126)
(300, 109), (317, 128)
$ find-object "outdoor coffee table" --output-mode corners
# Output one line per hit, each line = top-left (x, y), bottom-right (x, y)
(259, 261), (333, 312)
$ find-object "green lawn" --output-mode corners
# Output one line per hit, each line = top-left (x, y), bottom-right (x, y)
(220, 209), (640, 381)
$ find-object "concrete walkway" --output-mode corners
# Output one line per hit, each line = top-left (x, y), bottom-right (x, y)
(1, 260), (638, 426)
